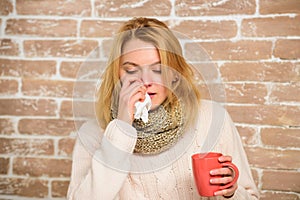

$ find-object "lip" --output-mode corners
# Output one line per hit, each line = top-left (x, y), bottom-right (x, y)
(147, 92), (156, 98)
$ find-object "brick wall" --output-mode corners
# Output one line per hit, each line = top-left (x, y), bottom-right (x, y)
(0, 0), (299, 199)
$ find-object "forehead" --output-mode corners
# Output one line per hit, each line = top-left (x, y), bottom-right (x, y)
(121, 39), (160, 65)
(122, 39), (156, 54)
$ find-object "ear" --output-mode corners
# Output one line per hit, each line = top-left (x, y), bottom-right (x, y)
(172, 76), (179, 83)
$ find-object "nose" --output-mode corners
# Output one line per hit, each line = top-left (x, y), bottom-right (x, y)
(141, 70), (152, 87)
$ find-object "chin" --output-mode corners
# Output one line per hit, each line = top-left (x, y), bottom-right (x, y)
(149, 103), (160, 111)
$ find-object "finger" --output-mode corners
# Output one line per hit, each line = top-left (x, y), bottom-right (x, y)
(121, 78), (145, 94)
(129, 91), (147, 106)
(117, 90), (146, 124)
(119, 91), (146, 120)
(119, 86), (146, 112)
(120, 75), (142, 88)
(136, 85), (147, 96)
(119, 83), (145, 102)
(213, 183), (238, 197)
(210, 176), (233, 185)
(122, 84), (146, 101)
(218, 155), (232, 163)
(210, 167), (233, 176)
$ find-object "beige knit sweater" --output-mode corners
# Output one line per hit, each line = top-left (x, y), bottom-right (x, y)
(67, 100), (259, 200)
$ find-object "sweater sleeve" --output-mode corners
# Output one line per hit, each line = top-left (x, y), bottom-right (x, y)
(67, 119), (137, 200)
(219, 110), (260, 200)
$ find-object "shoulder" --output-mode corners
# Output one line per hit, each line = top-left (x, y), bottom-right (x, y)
(197, 100), (238, 138)
(78, 119), (101, 137)
(198, 99), (227, 118)
(195, 100), (231, 136)
(76, 119), (102, 152)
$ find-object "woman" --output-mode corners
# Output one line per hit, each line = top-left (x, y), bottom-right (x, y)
(68, 17), (259, 199)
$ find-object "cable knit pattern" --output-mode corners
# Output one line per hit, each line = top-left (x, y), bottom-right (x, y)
(67, 100), (259, 200)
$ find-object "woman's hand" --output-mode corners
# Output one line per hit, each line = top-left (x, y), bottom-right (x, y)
(117, 75), (146, 125)
(209, 155), (238, 198)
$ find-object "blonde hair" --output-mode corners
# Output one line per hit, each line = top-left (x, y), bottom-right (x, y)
(96, 17), (201, 129)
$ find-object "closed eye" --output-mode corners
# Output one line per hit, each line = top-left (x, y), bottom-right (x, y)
(150, 63), (162, 74)
(125, 69), (138, 74)
(122, 63), (139, 74)
(152, 69), (161, 74)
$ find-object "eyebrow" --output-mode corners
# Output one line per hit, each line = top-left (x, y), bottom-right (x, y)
(121, 61), (161, 67)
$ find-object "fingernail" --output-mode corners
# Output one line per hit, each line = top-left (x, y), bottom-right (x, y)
(210, 170), (215, 175)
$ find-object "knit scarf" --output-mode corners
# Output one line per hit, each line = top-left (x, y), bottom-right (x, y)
(111, 101), (185, 154)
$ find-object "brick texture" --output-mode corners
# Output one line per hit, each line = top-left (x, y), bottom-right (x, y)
(0, 39), (19, 56)
(0, 138), (54, 155)
(242, 16), (300, 37)
(0, 79), (18, 95)
(52, 180), (69, 197)
(220, 62), (300, 82)
(0, 158), (9, 174)
(260, 192), (300, 200)
(246, 147), (300, 169)
(80, 20), (123, 37)
(171, 20), (237, 39)
(6, 19), (78, 37)
(262, 170), (300, 192)
(259, 0), (300, 14)
(0, 178), (48, 197)
(60, 60), (107, 79)
(24, 40), (99, 58)
(261, 128), (300, 148)
(94, 0), (172, 17)
(18, 119), (75, 136)
(60, 100), (96, 118)
(186, 40), (273, 61)
(270, 83), (300, 103)
(0, 99), (57, 116)
(0, 59), (56, 77)
(274, 39), (300, 59)
(13, 157), (72, 177)
(0, 0), (13, 16)
(237, 126), (258, 146)
(225, 83), (267, 104)
(227, 105), (300, 126)
(0, 0), (299, 199)
(60, 61), (82, 78)
(175, 0), (256, 16)
(0, 119), (14, 135)
(60, 101), (73, 118)
(22, 79), (74, 98)
(58, 138), (76, 156)
(16, 0), (92, 16)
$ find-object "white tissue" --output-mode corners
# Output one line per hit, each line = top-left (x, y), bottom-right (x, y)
(134, 93), (152, 123)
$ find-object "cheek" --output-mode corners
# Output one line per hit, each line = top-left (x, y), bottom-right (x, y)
(148, 71), (164, 84)
(157, 85), (168, 98)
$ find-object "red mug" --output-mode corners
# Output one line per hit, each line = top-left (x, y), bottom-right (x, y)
(192, 152), (239, 197)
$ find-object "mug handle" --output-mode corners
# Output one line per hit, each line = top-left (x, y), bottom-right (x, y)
(219, 162), (239, 190)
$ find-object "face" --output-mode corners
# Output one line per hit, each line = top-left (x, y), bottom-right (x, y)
(119, 39), (168, 109)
